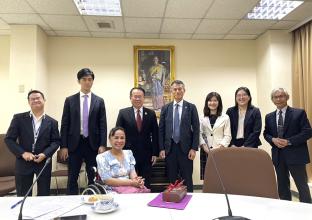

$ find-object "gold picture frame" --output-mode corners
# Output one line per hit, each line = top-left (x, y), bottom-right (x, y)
(134, 45), (175, 114)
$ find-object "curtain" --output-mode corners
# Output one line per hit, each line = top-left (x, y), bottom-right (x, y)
(292, 21), (312, 181)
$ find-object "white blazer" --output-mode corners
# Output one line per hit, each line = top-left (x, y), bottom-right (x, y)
(199, 113), (232, 148)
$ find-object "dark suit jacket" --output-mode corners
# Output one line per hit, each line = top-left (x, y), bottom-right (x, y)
(5, 112), (60, 175)
(264, 106), (312, 165)
(116, 107), (159, 161)
(159, 100), (199, 155)
(60, 92), (107, 152)
(226, 105), (262, 148)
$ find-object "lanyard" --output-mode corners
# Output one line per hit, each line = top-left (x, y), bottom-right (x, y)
(32, 117), (42, 153)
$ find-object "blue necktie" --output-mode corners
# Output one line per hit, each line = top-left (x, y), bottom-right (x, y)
(173, 104), (180, 143)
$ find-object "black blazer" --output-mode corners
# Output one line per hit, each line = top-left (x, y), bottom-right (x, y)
(264, 106), (312, 165)
(60, 92), (107, 152)
(5, 112), (60, 175)
(159, 100), (200, 155)
(116, 107), (159, 160)
(226, 105), (262, 148)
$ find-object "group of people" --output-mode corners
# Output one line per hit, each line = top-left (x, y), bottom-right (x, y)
(4, 68), (312, 204)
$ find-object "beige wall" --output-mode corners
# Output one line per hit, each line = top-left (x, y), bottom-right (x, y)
(1, 29), (294, 186)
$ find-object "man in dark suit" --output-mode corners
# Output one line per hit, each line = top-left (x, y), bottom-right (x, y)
(264, 88), (312, 203)
(5, 90), (59, 196)
(159, 80), (199, 192)
(116, 87), (159, 188)
(60, 68), (107, 195)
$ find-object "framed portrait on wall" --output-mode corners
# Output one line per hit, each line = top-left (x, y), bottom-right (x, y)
(134, 45), (175, 114)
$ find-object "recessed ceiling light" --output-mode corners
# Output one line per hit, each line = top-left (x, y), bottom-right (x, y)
(246, 0), (303, 20)
(73, 0), (122, 16)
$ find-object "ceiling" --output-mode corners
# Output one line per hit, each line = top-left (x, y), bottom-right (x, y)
(0, 0), (312, 40)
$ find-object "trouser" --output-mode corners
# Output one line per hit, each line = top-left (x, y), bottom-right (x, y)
(275, 152), (311, 203)
(67, 136), (97, 195)
(166, 141), (194, 192)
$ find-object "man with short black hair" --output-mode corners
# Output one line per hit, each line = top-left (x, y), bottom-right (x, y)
(60, 68), (107, 195)
(5, 90), (60, 196)
(116, 87), (159, 188)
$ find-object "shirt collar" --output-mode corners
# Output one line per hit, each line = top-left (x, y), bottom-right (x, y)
(276, 106), (288, 115)
(173, 99), (183, 106)
(133, 106), (143, 113)
(29, 111), (46, 120)
(80, 91), (91, 98)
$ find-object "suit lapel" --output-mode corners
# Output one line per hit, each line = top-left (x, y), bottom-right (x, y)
(272, 112), (278, 136)
(141, 107), (149, 132)
(283, 107), (292, 134)
(37, 117), (48, 140)
(24, 112), (34, 140)
(233, 108), (239, 135)
(129, 107), (138, 132)
(181, 101), (188, 124)
(168, 103), (174, 134)
(212, 116), (221, 131)
(89, 93), (97, 115)
(244, 108), (252, 128)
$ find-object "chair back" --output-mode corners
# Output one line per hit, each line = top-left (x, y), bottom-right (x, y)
(203, 147), (279, 199)
(0, 134), (15, 176)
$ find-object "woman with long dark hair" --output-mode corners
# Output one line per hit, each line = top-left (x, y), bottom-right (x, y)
(199, 92), (231, 180)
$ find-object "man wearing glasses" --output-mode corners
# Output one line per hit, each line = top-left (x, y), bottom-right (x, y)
(264, 88), (312, 203)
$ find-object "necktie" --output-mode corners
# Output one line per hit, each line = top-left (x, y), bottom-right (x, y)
(136, 109), (142, 132)
(82, 95), (89, 137)
(173, 104), (180, 143)
(277, 110), (284, 138)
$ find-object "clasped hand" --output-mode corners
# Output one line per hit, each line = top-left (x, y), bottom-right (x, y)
(22, 152), (46, 163)
(132, 176), (145, 188)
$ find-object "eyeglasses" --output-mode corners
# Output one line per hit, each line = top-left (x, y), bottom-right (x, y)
(272, 95), (286, 99)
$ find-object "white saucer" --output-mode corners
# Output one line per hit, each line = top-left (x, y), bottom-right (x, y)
(91, 202), (119, 214)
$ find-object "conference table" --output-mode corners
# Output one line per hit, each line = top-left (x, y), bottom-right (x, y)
(1, 193), (311, 220)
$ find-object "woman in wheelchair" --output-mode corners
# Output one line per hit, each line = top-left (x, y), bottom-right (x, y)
(95, 127), (150, 193)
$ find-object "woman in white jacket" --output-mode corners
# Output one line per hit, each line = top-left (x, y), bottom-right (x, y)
(199, 92), (231, 180)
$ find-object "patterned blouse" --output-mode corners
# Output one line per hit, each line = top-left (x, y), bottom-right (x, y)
(96, 150), (136, 182)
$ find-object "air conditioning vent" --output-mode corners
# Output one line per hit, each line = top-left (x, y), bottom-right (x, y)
(97, 21), (114, 29)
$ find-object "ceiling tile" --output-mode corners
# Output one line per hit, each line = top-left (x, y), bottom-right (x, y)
(41, 15), (88, 31)
(271, 20), (299, 30)
(0, 0), (34, 13)
(206, 0), (259, 19)
(224, 34), (257, 40)
(283, 2), (312, 21)
(27, 0), (79, 15)
(230, 20), (277, 35)
(0, 29), (10, 35)
(165, 0), (214, 18)
(55, 30), (91, 37)
(161, 18), (200, 33)
(124, 18), (161, 33)
(122, 0), (166, 17)
(83, 16), (124, 32)
(196, 19), (238, 34)
(0, 13), (50, 30)
(0, 18), (9, 29)
(160, 33), (192, 39)
(126, 33), (159, 38)
(192, 34), (224, 39)
(92, 32), (125, 38)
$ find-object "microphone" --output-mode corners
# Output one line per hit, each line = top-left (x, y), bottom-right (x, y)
(18, 157), (51, 220)
(202, 133), (250, 220)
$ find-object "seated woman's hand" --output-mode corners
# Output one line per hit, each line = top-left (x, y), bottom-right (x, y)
(131, 177), (145, 188)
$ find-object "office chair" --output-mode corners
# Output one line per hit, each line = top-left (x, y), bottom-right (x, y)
(0, 134), (16, 196)
(203, 147), (279, 199)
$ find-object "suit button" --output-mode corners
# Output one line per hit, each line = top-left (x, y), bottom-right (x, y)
(211, 134), (213, 136)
